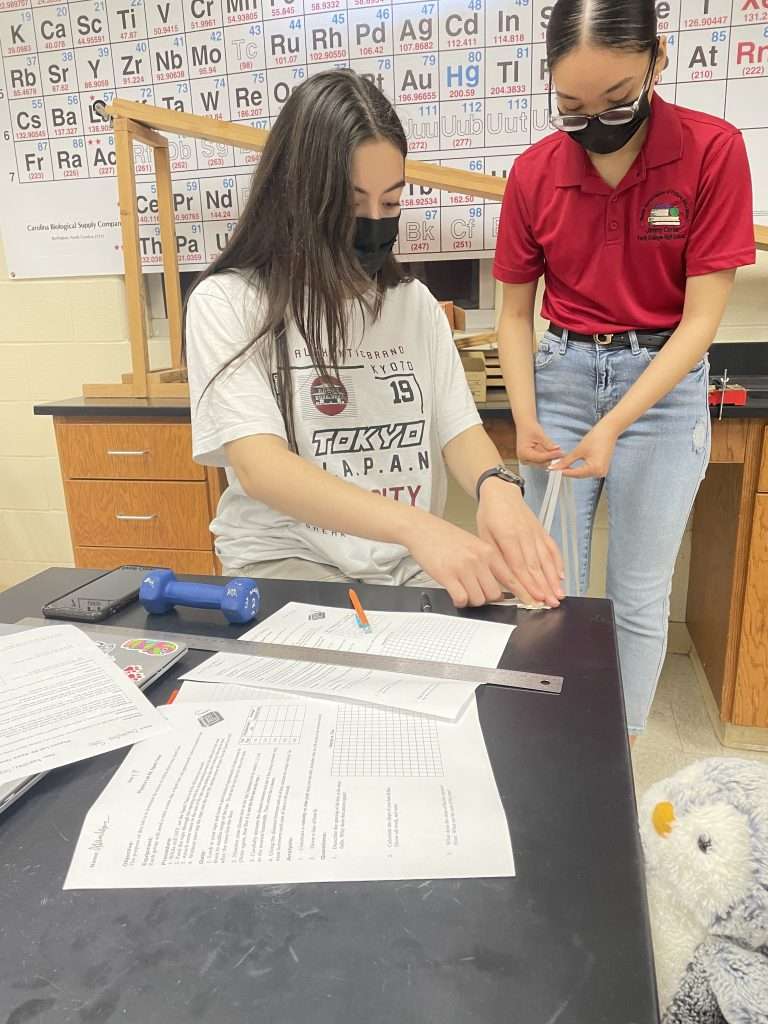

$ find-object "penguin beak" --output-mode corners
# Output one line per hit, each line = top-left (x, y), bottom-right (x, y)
(652, 801), (676, 837)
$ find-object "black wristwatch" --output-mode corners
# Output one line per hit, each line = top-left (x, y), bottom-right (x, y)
(476, 465), (525, 501)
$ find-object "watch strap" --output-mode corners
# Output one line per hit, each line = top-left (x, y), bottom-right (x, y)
(476, 466), (525, 502)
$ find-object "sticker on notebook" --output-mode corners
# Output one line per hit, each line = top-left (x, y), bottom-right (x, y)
(121, 638), (179, 657)
(93, 641), (116, 655)
(122, 664), (145, 684)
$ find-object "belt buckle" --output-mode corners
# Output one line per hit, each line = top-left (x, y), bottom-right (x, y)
(594, 332), (613, 346)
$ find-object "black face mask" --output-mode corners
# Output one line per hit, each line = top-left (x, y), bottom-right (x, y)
(353, 215), (400, 277)
(567, 91), (652, 155)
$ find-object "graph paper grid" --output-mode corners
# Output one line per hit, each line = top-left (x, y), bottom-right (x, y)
(331, 705), (444, 777)
(239, 705), (306, 746)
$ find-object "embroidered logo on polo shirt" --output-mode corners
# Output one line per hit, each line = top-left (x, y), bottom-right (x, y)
(648, 206), (681, 227)
(639, 190), (690, 242)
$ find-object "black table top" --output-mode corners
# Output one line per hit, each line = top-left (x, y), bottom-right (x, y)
(0, 568), (658, 1024)
(33, 396), (193, 419)
(34, 391), (768, 421)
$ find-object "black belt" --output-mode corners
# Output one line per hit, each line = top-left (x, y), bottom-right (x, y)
(548, 324), (675, 348)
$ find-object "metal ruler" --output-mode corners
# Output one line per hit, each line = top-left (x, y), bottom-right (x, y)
(17, 618), (562, 695)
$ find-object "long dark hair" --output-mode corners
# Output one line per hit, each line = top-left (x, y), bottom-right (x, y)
(185, 69), (409, 449)
(546, 0), (657, 67)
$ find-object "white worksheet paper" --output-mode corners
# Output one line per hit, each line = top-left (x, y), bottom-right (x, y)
(0, 625), (168, 786)
(64, 697), (515, 889)
(242, 602), (515, 667)
(176, 680), (306, 706)
(180, 653), (478, 721)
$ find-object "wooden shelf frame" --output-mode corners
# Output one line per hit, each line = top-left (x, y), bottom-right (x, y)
(85, 98), (768, 398)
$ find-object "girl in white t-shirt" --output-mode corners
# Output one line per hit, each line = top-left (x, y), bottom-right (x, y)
(186, 69), (564, 608)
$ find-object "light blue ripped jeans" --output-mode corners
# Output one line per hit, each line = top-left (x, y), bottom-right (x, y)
(523, 329), (711, 734)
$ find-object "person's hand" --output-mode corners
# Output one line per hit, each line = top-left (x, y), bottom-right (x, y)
(401, 512), (521, 608)
(476, 478), (565, 608)
(551, 421), (618, 479)
(516, 420), (564, 466)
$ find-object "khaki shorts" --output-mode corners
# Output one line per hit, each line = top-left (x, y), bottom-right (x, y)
(222, 557), (437, 590)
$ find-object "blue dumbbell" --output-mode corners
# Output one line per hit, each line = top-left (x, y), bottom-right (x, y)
(139, 569), (260, 624)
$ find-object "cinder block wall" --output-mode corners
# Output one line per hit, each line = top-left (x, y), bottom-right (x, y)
(0, 235), (132, 589)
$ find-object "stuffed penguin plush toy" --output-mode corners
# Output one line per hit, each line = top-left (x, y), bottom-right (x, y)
(639, 758), (768, 1024)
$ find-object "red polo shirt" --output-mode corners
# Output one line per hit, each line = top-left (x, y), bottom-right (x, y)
(493, 94), (756, 334)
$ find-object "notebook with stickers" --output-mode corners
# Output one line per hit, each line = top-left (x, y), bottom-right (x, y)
(0, 625), (187, 816)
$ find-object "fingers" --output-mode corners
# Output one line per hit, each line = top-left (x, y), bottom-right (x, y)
(516, 557), (560, 607)
(475, 564), (504, 604)
(538, 431), (563, 453)
(518, 428), (563, 467)
(519, 445), (564, 467)
(484, 530), (549, 605)
(445, 578), (469, 608)
(488, 549), (537, 607)
(504, 576), (539, 608)
(460, 574), (487, 608)
(457, 559), (504, 607)
(561, 465), (599, 479)
(514, 541), (565, 607)
(432, 530), (561, 609)
(442, 550), (504, 608)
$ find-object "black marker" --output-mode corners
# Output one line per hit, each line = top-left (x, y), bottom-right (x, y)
(420, 592), (433, 613)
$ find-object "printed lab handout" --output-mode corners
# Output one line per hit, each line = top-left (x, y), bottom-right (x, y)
(242, 602), (515, 667)
(175, 680), (305, 705)
(64, 697), (515, 889)
(0, 625), (168, 786)
(180, 602), (517, 720)
(181, 652), (478, 720)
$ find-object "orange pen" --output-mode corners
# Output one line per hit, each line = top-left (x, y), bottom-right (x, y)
(166, 689), (180, 705)
(348, 588), (372, 633)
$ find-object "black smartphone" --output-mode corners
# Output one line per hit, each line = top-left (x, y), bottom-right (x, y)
(42, 565), (164, 622)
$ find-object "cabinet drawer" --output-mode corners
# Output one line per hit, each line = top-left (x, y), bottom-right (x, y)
(55, 420), (204, 481)
(760, 428), (768, 493)
(66, 481), (212, 550)
(74, 546), (216, 576)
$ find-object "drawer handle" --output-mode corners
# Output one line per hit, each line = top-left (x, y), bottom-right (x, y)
(115, 513), (158, 521)
(107, 449), (150, 457)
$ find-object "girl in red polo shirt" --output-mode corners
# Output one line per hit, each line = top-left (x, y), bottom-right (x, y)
(494, 0), (756, 736)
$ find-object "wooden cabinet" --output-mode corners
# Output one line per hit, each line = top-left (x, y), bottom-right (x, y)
(53, 416), (225, 577)
(688, 417), (768, 738)
(56, 421), (205, 481)
(759, 427), (768, 494)
(733, 494), (768, 727)
(482, 416), (517, 460)
(66, 480), (212, 548)
(74, 546), (216, 574)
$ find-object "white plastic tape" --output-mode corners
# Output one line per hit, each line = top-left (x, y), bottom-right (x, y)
(496, 468), (580, 610)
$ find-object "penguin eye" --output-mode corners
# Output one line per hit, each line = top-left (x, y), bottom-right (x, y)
(697, 834), (712, 854)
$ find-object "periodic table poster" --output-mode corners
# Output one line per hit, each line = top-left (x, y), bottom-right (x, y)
(0, 0), (765, 278)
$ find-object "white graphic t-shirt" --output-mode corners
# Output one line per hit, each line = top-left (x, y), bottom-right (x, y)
(186, 271), (481, 583)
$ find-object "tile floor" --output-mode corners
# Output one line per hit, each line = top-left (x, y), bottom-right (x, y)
(631, 653), (768, 796)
